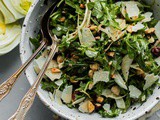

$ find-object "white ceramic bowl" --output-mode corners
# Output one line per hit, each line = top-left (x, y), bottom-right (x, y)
(20, 0), (160, 120)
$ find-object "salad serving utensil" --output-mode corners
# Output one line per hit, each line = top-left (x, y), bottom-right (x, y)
(8, 1), (60, 120)
(0, 0), (58, 101)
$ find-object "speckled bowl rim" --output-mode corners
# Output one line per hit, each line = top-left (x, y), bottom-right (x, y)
(20, 0), (160, 120)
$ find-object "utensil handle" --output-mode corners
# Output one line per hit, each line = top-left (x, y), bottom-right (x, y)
(9, 42), (57, 120)
(0, 39), (47, 101)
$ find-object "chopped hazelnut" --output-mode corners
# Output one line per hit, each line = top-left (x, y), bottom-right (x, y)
(131, 16), (138, 20)
(111, 74), (116, 79)
(71, 57), (77, 62)
(90, 63), (99, 71)
(90, 25), (97, 31)
(88, 70), (94, 78)
(95, 36), (101, 40)
(88, 101), (95, 113)
(88, 82), (94, 90)
(107, 52), (115, 57)
(127, 25), (133, 33)
(111, 86), (120, 96)
(51, 68), (61, 73)
(145, 28), (155, 34)
(95, 103), (101, 109)
(70, 79), (78, 84)
(96, 96), (104, 103)
(57, 56), (64, 63)
(148, 37), (155, 43)
(109, 61), (113, 66)
(72, 54), (79, 59)
(59, 17), (65, 22)
(80, 4), (85, 9)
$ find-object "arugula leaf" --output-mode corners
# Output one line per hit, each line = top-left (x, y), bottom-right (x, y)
(29, 34), (41, 50)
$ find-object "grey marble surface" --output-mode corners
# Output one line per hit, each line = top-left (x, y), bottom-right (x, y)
(0, 46), (53, 120)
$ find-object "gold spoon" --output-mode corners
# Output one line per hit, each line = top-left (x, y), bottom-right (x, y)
(9, 1), (60, 120)
(0, 0), (58, 101)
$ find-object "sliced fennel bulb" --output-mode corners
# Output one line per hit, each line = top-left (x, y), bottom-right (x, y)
(0, 1), (16, 24)
(11, 0), (34, 15)
(0, 24), (21, 48)
(2, 0), (24, 20)
(0, 35), (21, 55)
(0, 11), (6, 34)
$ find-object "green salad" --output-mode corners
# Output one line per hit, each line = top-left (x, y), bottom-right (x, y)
(31, 0), (160, 117)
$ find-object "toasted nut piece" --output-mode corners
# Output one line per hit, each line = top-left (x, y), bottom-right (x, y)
(95, 36), (101, 40)
(148, 37), (155, 43)
(127, 25), (133, 33)
(88, 82), (94, 90)
(131, 16), (138, 20)
(80, 4), (85, 9)
(51, 68), (61, 73)
(117, 41), (121, 46)
(71, 57), (77, 62)
(90, 25), (97, 31)
(145, 28), (155, 34)
(111, 86), (120, 96)
(72, 54), (79, 59)
(88, 101), (95, 113)
(95, 103), (101, 108)
(111, 74), (116, 79)
(107, 52), (115, 57)
(90, 63), (99, 71)
(88, 70), (94, 78)
(70, 79), (78, 84)
(96, 96), (104, 103)
(136, 69), (145, 77)
(109, 61), (113, 66)
(57, 56), (64, 63)
(59, 17), (65, 22)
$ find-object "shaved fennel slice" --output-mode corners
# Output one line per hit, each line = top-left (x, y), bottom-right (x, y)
(55, 79), (63, 87)
(2, 0), (24, 20)
(80, 28), (95, 47)
(132, 23), (144, 32)
(115, 19), (126, 30)
(102, 89), (125, 100)
(72, 97), (85, 105)
(100, 27), (126, 41)
(122, 55), (133, 82)
(61, 85), (73, 103)
(93, 70), (110, 85)
(34, 56), (62, 81)
(155, 57), (160, 66)
(85, 50), (98, 58)
(129, 85), (142, 98)
(103, 103), (111, 112)
(114, 72), (127, 90)
(143, 74), (159, 90)
(54, 89), (62, 105)
(141, 12), (153, 23)
(0, 1), (16, 24)
(0, 35), (21, 55)
(125, 2), (139, 18)
(78, 100), (89, 113)
(155, 21), (160, 40)
(115, 98), (125, 109)
(117, 1), (140, 18)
